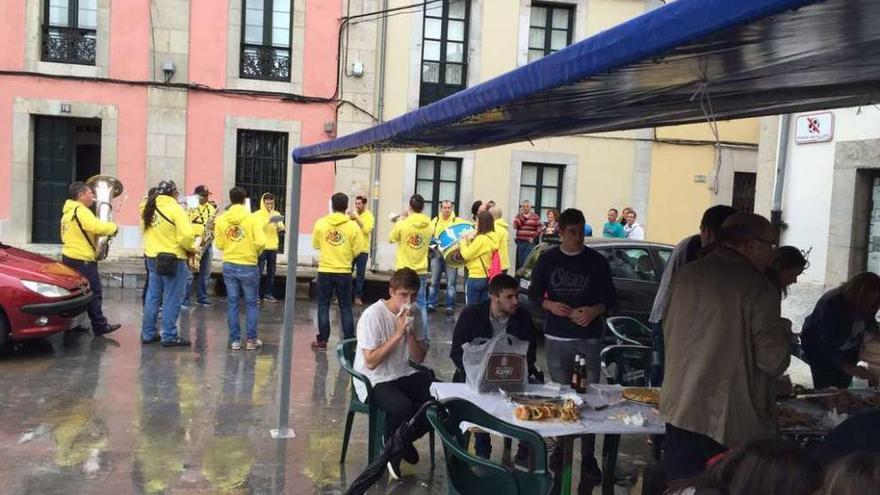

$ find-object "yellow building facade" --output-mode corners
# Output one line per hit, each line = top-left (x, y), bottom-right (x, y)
(332, 0), (760, 269)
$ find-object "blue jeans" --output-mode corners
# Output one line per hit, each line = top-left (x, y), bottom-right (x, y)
(428, 253), (458, 309)
(317, 273), (355, 343)
(183, 246), (213, 305)
(515, 240), (535, 270)
(351, 252), (369, 299)
(142, 257), (189, 342)
(258, 249), (277, 299)
(223, 262), (260, 342)
(466, 277), (489, 305)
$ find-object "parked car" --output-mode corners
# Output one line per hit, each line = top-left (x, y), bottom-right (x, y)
(516, 238), (673, 330)
(0, 242), (93, 348)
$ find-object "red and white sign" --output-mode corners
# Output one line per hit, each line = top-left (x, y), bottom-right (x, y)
(795, 112), (834, 144)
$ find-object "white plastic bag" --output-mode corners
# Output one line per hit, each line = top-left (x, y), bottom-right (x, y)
(462, 334), (529, 393)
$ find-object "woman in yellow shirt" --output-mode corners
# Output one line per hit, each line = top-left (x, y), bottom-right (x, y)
(459, 210), (500, 305)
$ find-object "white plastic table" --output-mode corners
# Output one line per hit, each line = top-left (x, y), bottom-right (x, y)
(430, 383), (665, 495)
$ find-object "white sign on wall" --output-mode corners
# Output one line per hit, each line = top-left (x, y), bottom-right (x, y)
(795, 112), (834, 144)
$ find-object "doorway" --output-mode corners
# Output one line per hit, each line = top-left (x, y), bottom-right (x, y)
(732, 171), (757, 214)
(32, 116), (102, 244)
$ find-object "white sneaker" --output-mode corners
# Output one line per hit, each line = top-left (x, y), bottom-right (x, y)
(245, 338), (262, 350)
(230, 340), (242, 351)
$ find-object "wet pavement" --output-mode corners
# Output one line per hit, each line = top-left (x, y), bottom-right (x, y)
(0, 290), (659, 494)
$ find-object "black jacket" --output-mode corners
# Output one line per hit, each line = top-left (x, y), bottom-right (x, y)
(450, 301), (539, 379)
(801, 288), (878, 369)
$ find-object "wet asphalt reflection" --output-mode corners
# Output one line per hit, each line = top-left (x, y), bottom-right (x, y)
(0, 289), (653, 494)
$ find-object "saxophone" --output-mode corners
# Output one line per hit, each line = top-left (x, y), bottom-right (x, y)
(188, 205), (217, 271)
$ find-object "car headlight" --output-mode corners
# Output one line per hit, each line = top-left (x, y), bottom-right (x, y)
(21, 280), (72, 298)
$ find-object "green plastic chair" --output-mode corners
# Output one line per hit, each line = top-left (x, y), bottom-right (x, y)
(605, 316), (654, 347)
(426, 398), (553, 495)
(336, 339), (435, 466)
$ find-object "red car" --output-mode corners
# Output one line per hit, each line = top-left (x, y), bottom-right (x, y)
(0, 242), (93, 347)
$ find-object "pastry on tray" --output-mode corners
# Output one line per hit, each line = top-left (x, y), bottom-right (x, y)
(514, 400), (580, 422)
(622, 387), (661, 406)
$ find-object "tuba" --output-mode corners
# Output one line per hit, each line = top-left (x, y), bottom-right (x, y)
(86, 175), (124, 261)
(189, 205), (217, 271)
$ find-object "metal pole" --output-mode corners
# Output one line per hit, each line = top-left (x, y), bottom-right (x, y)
(271, 159), (302, 439)
(369, 0), (390, 269)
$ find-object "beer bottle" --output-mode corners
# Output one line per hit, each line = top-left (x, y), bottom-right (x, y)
(576, 358), (588, 393)
(570, 354), (581, 390)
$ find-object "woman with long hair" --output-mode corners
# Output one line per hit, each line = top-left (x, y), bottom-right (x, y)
(801, 272), (880, 388)
(458, 210), (500, 304)
(766, 246), (808, 297)
(141, 180), (195, 347)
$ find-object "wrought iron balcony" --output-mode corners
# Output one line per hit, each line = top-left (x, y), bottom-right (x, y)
(240, 44), (291, 81)
(41, 26), (97, 65)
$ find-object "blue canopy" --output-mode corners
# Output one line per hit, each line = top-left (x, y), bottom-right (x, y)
(294, 0), (880, 163)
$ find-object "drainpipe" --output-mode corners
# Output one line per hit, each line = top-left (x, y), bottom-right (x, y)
(770, 114), (791, 241)
(369, 0), (389, 269)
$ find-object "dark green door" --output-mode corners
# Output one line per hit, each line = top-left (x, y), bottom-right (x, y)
(32, 116), (75, 244)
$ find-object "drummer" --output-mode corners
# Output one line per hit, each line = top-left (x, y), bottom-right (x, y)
(428, 200), (465, 315)
(459, 210), (502, 305)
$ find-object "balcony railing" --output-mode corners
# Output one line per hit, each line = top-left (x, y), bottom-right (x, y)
(41, 26), (97, 65)
(240, 44), (291, 82)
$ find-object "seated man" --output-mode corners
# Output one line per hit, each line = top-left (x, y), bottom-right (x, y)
(354, 267), (432, 479)
(450, 274), (541, 459)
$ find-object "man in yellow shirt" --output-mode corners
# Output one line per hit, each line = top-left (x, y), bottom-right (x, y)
(428, 200), (463, 315)
(254, 192), (286, 304)
(490, 206), (512, 274)
(390, 194), (433, 335)
(311, 193), (366, 351)
(214, 187), (267, 351)
(350, 195), (374, 306)
(183, 185), (216, 307)
(141, 180), (195, 347)
(60, 182), (120, 337)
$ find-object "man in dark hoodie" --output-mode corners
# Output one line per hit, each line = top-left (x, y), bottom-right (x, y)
(528, 208), (616, 491)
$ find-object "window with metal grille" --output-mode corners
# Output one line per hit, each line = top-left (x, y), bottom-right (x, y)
(420, 0), (470, 107)
(42, 0), (97, 65)
(235, 129), (289, 251)
(520, 162), (564, 221)
(240, 0), (292, 81)
(528, 3), (573, 63)
(415, 156), (462, 218)
(732, 171), (757, 214)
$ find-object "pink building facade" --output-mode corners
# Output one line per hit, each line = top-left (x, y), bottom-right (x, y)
(0, 0), (340, 260)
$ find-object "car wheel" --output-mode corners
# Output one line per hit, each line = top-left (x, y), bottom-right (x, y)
(0, 309), (9, 350)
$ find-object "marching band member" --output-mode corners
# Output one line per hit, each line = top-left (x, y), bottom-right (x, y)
(428, 200), (463, 315)
(183, 185), (216, 307)
(490, 206), (512, 274)
(214, 188), (266, 351)
(254, 192), (285, 304)
(141, 180), (194, 347)
(60, 182), (121, 337)
(389, 194), (433, 337)
(350, 195), (374, 306)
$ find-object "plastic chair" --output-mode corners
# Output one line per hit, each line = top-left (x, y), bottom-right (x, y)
(336, 339), (435, 466)
(426, 398), (553, 495)
(605, 316), (653, 347)
(600, 344), (652, 386)
(600, 343), (661, 491)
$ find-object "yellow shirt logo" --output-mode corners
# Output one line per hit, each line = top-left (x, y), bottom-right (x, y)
(325, 229), (344, 246)
(406, 233), (424, 250)
(225, 225), (245, 242)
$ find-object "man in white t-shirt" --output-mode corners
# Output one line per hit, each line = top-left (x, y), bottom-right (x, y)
(624, 210), (645, 240)
(354, 267), (431, 480)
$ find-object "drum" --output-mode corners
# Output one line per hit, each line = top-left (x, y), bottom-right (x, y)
(437, 222), (474, 268)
